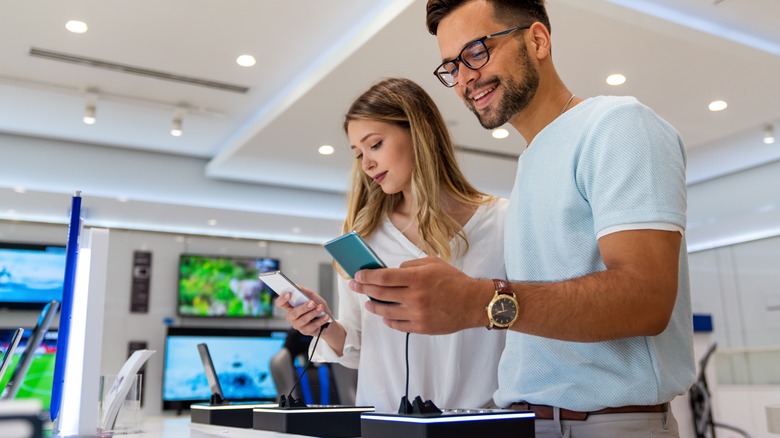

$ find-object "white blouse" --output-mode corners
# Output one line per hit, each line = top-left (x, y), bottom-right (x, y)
(312, 198), (509, 412)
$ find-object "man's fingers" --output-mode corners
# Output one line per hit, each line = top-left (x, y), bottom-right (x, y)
(364, 299), (417, 321)
(353, 266), (414, 287)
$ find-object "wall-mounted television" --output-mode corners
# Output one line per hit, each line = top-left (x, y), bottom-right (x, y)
(0, 242), (66, 310)
(177, 254), (280, 318)
(0, 328), (58, 409)
(161, 327), (288, 410)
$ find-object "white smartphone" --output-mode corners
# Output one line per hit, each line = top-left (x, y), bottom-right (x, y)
(259, 271), (332, 320)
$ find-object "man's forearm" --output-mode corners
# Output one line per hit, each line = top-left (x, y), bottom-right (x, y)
(507, 268), (676, 342)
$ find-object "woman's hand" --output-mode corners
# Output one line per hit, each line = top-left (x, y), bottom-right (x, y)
(274, 286), (333, 336)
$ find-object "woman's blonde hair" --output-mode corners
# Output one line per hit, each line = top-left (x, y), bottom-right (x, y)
(342, 77), (492, 261)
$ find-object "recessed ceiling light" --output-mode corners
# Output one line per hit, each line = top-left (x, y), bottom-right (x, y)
(207, 219), (217, 226)
(65, 20), (88, 34)
(606, 74), (626, 86)
(117, 197), (128, 203)
(319, 145), (335, 155)
(492, 128), (509, 139)
(236, 55), (256, 67)
(13, 187), (26, 194)
(708, 100), (728, 112)
(292, 227), (302, 234)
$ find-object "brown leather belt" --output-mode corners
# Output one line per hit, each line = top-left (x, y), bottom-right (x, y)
(509, 402), (668, 421)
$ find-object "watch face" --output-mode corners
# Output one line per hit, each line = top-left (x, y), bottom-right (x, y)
(490, 296), (517, 326)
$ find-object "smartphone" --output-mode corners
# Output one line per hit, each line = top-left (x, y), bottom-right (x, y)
(196, 343), (227, 405)
(259, 271), (331, 320)
(324, 231), (394, 304)
(324, 231), (386, 278)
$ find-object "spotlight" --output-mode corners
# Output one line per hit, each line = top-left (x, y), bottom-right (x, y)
(171, 117), (183, 137)
(83, 92), (98, 125)
(171, 107), (186, 137)
(764, 124), (775, 145)
(83, 105), (96, 124)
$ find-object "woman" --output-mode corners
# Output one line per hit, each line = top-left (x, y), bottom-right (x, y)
(275, 77), (507, 412)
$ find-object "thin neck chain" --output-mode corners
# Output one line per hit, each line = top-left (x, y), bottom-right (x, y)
(559, 93), (575, 116)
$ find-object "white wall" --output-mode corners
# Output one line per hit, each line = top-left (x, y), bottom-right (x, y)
(688, 236), (780, 437)
(690, 236), (780, 350)
(0, 220), (336, 415)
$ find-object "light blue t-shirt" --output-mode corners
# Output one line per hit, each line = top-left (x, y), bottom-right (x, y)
(495, 96), (695, 411)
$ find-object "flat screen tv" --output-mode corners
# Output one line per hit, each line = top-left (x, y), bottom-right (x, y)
(177, 254), (280, 318)
(161, 327), (287, 410)
(0, 242), (66, 310)
(0, 328), (59, 410)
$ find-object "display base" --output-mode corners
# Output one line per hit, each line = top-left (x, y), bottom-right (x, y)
(252, 405), (374, 438)
(190, 402), (277, 429)
(361, 409), (535, 438)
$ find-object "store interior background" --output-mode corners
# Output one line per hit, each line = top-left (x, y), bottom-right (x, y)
(1, 1), (779, 436)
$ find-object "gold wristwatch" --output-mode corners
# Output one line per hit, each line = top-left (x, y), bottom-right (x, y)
(486, 279), (518, 330)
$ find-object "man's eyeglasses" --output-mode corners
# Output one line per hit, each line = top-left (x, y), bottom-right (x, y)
(433, 26), (530, 88)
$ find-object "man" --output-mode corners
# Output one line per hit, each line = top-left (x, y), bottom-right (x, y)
(349, 0), (695, 436)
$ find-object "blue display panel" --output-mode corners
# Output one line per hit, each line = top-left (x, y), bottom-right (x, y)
(0, 242), (66, 310)
(162, 327), (287, 410)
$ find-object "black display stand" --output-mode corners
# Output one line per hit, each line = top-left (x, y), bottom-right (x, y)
(252, 405), (374, 438)
(190, 402), (277, 429)
(361, 409), (535, 438)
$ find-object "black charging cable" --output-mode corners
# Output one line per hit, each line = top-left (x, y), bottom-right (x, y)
(279, 325), (326, 408)
(405, 332), (410, 403)
(397, 332), (442, 416)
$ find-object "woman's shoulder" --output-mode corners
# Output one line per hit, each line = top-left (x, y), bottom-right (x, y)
(475, 196), (509, 226)
(482, 196), (510, 214)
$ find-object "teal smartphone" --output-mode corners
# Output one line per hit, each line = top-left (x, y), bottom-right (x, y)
(324, 231), (386, 278)
(324, 231), (394, 304)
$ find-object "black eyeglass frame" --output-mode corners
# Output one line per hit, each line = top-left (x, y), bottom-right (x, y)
(433, 25), (531, 87)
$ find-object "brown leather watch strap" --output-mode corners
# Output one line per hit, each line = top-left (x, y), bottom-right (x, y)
(493, 278), (513, 295)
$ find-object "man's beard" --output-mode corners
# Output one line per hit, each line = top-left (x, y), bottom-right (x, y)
(466, 45), (540, 129)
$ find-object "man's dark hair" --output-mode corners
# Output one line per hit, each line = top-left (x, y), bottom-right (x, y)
(426, 0), (550, 36)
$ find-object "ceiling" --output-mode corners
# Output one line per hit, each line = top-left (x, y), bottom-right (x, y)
(0, 0), (779, 250)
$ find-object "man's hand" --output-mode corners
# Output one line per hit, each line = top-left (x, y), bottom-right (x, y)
(349, 256), (492, 334)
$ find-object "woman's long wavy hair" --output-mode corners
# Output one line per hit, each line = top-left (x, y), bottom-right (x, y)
(342, 77), (493, 261)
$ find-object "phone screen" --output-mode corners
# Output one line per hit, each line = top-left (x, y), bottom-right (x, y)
(259, 271), (330, 319)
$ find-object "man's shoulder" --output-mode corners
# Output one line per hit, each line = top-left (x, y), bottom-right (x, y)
(586, 95), (644, 113)
(581, 95), (670, 129)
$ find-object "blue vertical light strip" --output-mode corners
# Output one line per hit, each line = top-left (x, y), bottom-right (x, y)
(319, 365), (330, 405)
(49, 191), (82, 422)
